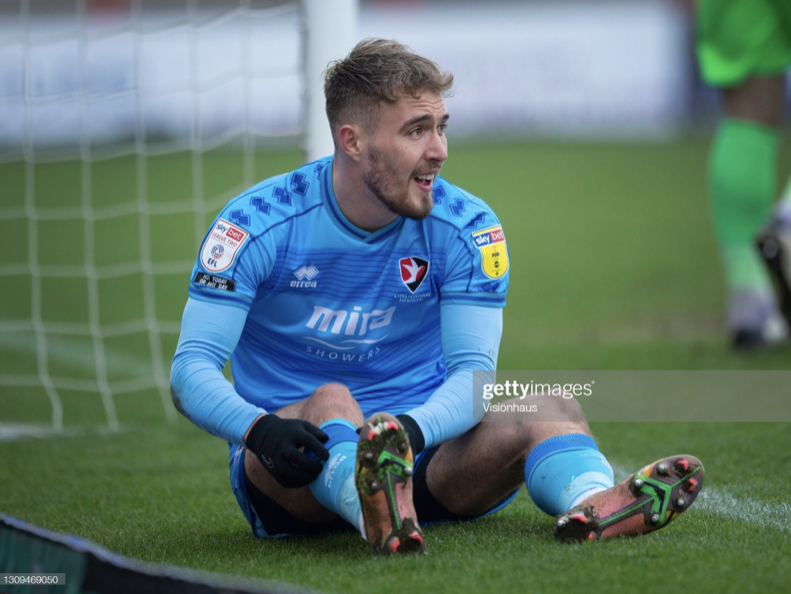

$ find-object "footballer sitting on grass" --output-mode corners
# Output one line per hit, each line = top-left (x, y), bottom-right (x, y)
(170, 38), (704, 553)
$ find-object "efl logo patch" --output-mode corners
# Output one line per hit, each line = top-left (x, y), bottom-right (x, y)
(471, 225), (508, 279)
(200, 218), (249, 273)
(399, 256), (429, 293)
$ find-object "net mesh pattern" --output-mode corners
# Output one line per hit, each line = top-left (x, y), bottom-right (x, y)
(0, 0), (302, 435)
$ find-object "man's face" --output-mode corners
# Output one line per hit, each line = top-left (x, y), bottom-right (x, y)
(361, 91), (449, 220)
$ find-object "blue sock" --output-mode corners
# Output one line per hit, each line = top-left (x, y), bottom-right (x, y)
(308, 419), (362, 530)
(524, 434), (614, 516)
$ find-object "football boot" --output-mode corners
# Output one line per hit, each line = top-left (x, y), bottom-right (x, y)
(554, 455), (704, 542)
(356, 413), (426, 554)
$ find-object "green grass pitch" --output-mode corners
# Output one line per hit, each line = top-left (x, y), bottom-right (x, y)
(1, 139), (790, 593)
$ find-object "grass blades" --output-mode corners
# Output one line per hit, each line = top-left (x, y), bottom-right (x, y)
(1, 420), (789, 593)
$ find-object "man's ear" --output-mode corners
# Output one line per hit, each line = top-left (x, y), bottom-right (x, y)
(337, 124), (364, 162)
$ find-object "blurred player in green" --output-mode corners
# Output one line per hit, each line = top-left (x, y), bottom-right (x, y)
(697, 0), (791, 348)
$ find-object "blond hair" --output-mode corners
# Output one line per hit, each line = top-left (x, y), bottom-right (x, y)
(324, 38), (454, 134)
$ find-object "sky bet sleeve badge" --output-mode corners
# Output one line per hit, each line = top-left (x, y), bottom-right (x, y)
(200, 218), (249, 273)
(471, 225), (508, 279)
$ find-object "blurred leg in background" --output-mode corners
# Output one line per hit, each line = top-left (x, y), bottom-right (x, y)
(697, 0), (791, 349)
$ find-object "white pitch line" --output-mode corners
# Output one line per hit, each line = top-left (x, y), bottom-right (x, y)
(0, 422), (131, 441)
(695, 487), (791, 534)
(0, 423), (82, 441)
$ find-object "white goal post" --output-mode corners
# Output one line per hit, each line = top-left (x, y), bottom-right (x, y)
(302, 0), (358, 162)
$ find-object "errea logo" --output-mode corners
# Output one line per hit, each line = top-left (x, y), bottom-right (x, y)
(291, 265), (319, 288)
(295, 265), (319, 280)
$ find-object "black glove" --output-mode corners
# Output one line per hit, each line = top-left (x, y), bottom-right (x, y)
(245, 414), (329, 489)
(396, 414), (425, 455)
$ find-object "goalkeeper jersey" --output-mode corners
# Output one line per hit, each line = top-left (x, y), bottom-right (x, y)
(186, 156), (509, 417)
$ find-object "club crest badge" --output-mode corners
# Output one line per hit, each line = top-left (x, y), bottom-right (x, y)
(471, 225), (508, 279)
(398, 256), (429, 293)
(200, 218), (249, 273)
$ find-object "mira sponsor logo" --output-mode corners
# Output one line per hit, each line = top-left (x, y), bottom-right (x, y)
(303, 304), (396, 361)
(306, 305), (395, 336)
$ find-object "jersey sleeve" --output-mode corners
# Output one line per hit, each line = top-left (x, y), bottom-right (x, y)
(173, 163), (328, 441)
(403, 302), (501, 449)
(187, 200), (279, 310)
(438, 192), (509, 308)
(170, 297), (265, 444)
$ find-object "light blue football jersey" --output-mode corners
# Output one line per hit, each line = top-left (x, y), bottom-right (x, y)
(187, 156), (509, 417)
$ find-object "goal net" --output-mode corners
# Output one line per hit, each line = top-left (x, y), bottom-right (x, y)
(0, 0), (355, 438)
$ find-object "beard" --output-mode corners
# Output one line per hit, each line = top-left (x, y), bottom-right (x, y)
(362, 146), (434, 220)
